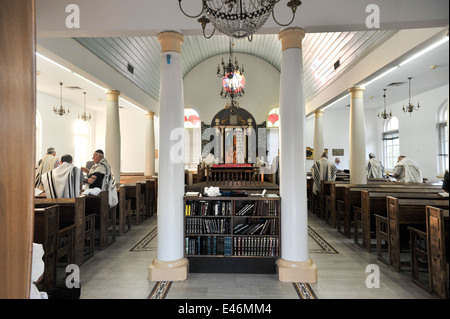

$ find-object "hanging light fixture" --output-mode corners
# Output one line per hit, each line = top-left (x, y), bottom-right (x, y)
(218, 40), (245, 100)
(53, 82), (70, 116)
(178, 0), (302, 40)
(377, 88), (392, 119)
(402, 77), (420, 115)
(79, 91), (92, 121)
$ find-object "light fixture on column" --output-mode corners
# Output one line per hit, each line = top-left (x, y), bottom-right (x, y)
(79, 92), (92, 121)
(402, 77), (420, 115)
(53, 82), (69, 116)
(218, 41), (245, 100)
(377, 89), (392, 119)
(178, 0), (302, 40)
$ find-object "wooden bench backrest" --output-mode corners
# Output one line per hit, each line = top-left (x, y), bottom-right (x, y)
(426, 206), (449, 299)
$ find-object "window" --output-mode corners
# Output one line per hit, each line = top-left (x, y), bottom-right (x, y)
(437, 104), (448, 174)
(382, 116), (400, 170)
(266, 107), (279, 164)
(74, 120), (90, 168)
(184, 108), (201, 169)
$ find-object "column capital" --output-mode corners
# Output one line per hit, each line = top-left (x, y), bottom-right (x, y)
(106, 89), (120, 102)
(314, 109), (324, 118)
(146, 111), (155, 120)
(348, 86), (365, 99)
(158, 31), (184, 53)
(278, 27), (305, 51)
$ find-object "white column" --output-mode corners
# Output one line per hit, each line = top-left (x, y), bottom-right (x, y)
(105, 90), (121, 183)
(148, 31), (188, 281)
(349, 86), (367, 185)
(276, 28), (317, 283)
(145, 111), (155, 177)
(313, 109), (324, 162)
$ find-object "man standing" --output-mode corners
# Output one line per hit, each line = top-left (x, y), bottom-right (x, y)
(311, 152), (337, 195)
(41, 154), (82, 198)
(366, 153), (384, 178)
(81, 149), (118, 206)
(392, 155), (423, 183)
(35, 147), (60, 189)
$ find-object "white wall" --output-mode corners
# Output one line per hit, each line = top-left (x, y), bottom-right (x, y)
(36, 91), (95, 165)
(375, 84), (449, 181)
(183, 53), (280, 125)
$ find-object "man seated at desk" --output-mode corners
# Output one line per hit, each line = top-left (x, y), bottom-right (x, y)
(41, 154), (83, 198)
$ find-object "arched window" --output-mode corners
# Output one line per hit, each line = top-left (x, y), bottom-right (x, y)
(74, 120), (90, 168)
(437, 103), (448, 174)
(382, 116), (400, 170)
(36, 111), (42, 164)
(184, 108), (201, 169)
(266, 107), (279, 164)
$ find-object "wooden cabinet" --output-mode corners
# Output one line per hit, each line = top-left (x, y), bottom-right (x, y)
(184, 196), (280, 273)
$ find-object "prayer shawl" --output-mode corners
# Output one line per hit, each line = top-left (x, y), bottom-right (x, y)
(42, 162), (81, 198)
(30, 243), (48, 299)
(89, 158), (118, 207)
(311, 158), (337, 195)
(366, 158), (384, 178)
(35, 154), (59, 189)
(394, 158), (423, 183)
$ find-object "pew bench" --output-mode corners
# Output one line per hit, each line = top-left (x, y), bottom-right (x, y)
(379, 197), (449, 272)
(34, 205), (59, 291)
(35, 197), (86, 266)
(124, 182), (147, 225)
(116, 184), (131, 236)
(356, 191), (443, 252)
(84, 191), (116, 250)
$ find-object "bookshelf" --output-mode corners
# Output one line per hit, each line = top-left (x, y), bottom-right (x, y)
(184, 195), (280, 274)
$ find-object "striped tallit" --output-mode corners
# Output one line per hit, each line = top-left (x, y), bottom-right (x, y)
(311, 158), (337, 195)
(42, 162), (81, 198)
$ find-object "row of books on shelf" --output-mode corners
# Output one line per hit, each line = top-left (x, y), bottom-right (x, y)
(184, 236), (279, 257)
(185, 200), (232, 216)
(234, 236), (279, 257)
(185, 236), (232, 256)
(233, 219), (278, 235)
(185, 217), (231, 234)
(235, 200), (279, 216)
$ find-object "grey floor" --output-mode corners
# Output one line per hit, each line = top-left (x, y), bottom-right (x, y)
(78, 212), (435, 300)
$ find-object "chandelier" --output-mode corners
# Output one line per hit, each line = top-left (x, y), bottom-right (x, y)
(53, 82), (69, 116)
(79, 92), (92, 121)
(218, 41), (245, 100)
(402, 77), (420, 115)
(377, 89), (392, 119)
(178, 0), (302, 40)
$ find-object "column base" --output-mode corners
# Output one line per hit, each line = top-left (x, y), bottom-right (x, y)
(148, 257), (189, 282)
(276, 258), (318, 283)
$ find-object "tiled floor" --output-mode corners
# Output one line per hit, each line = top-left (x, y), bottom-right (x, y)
(78, 212), (435, 300)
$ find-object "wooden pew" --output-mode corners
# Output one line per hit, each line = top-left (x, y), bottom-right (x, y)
(33, 205), (59, 291)
(124, 182), (146, 225)
(146, 178), (156, 217)
(385, 197), (449, 272)
(35, 197), (86, 266)
(84, 191), (116, 250)
(357, 191), (443, 252)
(426, 206), (449, 299)
(337, 184), (441, 238)
(116, 184), (131, 236)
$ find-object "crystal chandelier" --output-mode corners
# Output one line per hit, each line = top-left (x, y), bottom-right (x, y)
(53, 82), (69, 116)
(218, 41), (245, 100)
(377, 89), (392, 119)
(79, 92), (92, 121)
(178, 0), (302, 40)
(402, 77), (420, 116)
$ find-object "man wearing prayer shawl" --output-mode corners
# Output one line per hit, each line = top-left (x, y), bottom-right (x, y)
(82, 149), (118, 206)
(311, 152), (337, 195)
(35, 147), (60, 189)
(42, 154), (83, 198)
(392, 155), (423, 183)
(366, 153), (384, 178)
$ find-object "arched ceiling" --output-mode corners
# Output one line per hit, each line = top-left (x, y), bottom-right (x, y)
(74, 30), (396, 102)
